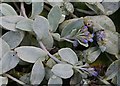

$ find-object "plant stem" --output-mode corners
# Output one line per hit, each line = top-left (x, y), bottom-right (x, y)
(76, 8), (96, 15)
(62, 38), (74, 43)
(97, 76), (111, 85)
(13, 2), (20, 13)
(4, 74), (26, 85)
(21, 2), (27, 18)
(39, 41), (61, 63)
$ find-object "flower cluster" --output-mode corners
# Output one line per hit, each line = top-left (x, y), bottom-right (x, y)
(73, 26), (94, 47)
(96, 30), (106, 41)
(95, 30), (107, 45)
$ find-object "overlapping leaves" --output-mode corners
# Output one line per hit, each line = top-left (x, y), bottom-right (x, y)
(33, 16), (53, 48)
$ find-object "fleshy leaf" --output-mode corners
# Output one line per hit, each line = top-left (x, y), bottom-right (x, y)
(104, 30), (119, 57)
(51, 63), (73, 79)
(101, 2), (119, 15)
(15, 46), (47, 63)
(30, 58), (45, 85)
(86, 2), (120, 15)
(105, 60), (120, 80)
(48, 75), (63, 86)
(84, 15), (116, 32)
(48, 1), (63, 7)
(0, 51), (20, 74)
(30, 0), (44, 19)
(0, 16), (24, 31)
(58, 48), (78, 65)
(33, 16), (53, 48)
(0, 3), (17, 16)
(33, 15), (49, 40)
(48, 5), (62, 32)
(16, 18), (33, 32)
(83, 47), (101, 63)
(61, 18), (84, 37)
(0, 38), (10, 57)
(85, 2), (105, 15)
(2, 31), (24, 49)
(117, 67), (120, 86)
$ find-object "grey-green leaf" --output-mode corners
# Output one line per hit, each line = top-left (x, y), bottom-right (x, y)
(48, 75), (63, 86)
(33, 16), (53, 48)
(85, 2), (105, 15)
(30, 0), (44, 19)
(61, 18), (84, 37)
(104, 30), (119, 57)
(30, 58), (45, 85)
(0, 16), (24, 31)
(101, 2), (119, 15)
(2, 31), (24, 49)
(0, 3), (17, 16)
(58, 48), (78, 65)
(117, 67), (120, 86)
(51, 63), (73, 79)
(0, 76), (8, 86)
(48, 5), (62, 32)
(83, 47), (101, 63)
(0, 38), (10, 57)
(16, 18), (33, 32)
(85, 15), (116, 32)
(105, 60), (120, 80)
(48, 2), (63, 7)
(0, 51), (20, 74)
(15, 46), (47, 63)
(42, 32), (54, 49)
(33, 15), (50, 40)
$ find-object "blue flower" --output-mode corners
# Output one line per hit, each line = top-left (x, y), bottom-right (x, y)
(96, 30), (106, 42)
(90, 70), (98, 77)
(95, 30), (107, 46)
(73, 39), (79, 47)
(75, 26), (94, 44)
(89, 38), (93, 42)
(83, 39), (88, 43)
(65, 26), (94, 47)
(81, 26), (88, 32)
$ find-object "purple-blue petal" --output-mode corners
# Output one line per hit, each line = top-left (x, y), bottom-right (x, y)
(83, 39), (88, 43)
(92, 33), (94, 37)
(73, 40), (79, 47)
(91, 71), (98, 77)
(84, 31), (89, 36)
(81, 26), (88, 32)
(84, 26), (88, 29)
(89, 38), (93, 42)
